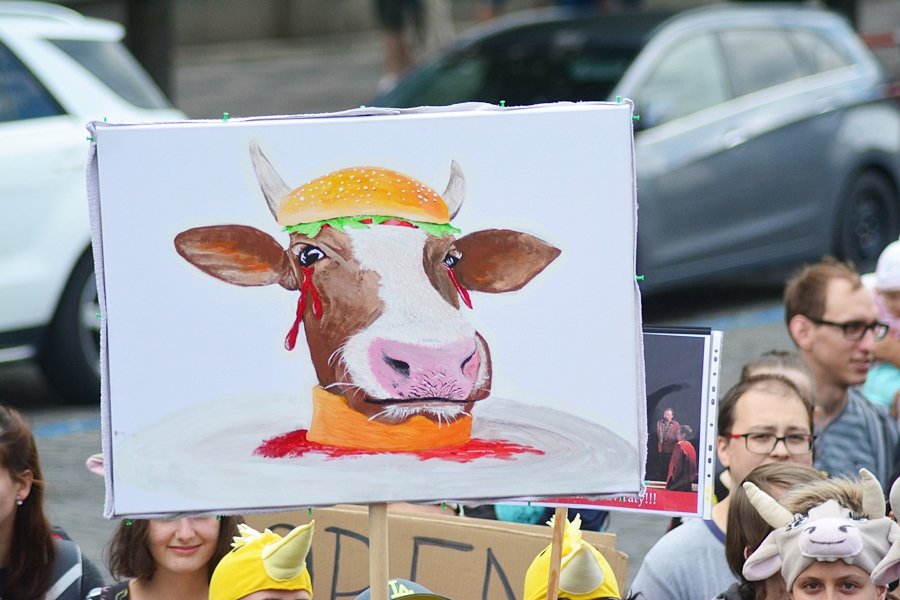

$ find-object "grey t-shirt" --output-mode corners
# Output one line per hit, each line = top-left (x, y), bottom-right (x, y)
(629, 517), (735, 600)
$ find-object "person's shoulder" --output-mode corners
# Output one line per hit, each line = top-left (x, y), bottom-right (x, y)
(87, 580), (130, 600)
(851, 388), (898, 426)
(644, 518), (717, 556)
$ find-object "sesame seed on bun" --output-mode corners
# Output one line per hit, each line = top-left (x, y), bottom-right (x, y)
(276, 167), (450, 227)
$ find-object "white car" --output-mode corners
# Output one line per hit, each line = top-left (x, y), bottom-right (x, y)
(0, 2), (183, 402)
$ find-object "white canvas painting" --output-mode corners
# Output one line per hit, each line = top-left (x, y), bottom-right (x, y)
(88, 103), (645, 517)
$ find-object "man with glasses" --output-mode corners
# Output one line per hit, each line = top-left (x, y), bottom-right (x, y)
(785, 257), (900, 490)
(631, 373), (814, 600)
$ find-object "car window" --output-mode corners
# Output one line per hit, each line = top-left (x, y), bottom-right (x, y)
(635, 34), (728, 127)
(719, 30), (807, 97)
(790, 30), (851, 73)
(0, 42), (64, 122)
(49, 39), (172, 109)
(379, 43), (638, 108)
(393, 53), (490, 106)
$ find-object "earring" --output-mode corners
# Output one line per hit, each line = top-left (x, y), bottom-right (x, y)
(16, 499), (23, 506)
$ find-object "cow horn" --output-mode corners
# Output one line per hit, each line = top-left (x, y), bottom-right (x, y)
(744, 482), (794, 528)
(249, 140), (292, 220)
(860, 468), (886, 518)
(442, 160), (465, 220)
(262, 520), (314, 581)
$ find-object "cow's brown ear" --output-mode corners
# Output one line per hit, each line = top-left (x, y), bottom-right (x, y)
(174, 225), (298, 289)
(453, 229), (560, 293)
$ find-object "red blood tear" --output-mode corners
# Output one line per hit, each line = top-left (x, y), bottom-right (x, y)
(446, 267), (472, 309)
(284, 266), (323, 351)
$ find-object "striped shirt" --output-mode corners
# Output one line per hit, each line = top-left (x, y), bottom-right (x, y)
(813, 387), (900, 491)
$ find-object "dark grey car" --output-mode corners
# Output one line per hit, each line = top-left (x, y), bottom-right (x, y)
(375, 5), (900, 292)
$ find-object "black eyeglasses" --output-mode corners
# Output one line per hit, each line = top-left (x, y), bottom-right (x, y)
(726, 432), (816, 455)
(804, 316), (889, 341)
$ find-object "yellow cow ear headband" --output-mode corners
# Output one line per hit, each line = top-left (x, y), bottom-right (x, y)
(210, 521), (314, 600)
(523, 514), (620, 600)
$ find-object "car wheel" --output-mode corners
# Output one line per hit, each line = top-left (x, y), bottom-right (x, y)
(40, 250), (101, 404)
(836, 170), (899, 273)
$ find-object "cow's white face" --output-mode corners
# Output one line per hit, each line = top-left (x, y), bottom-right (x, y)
(336, 226), (490, 423)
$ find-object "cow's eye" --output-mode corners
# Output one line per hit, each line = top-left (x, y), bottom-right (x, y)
(443, 250), (462, 268)
(298, 245), (327, 266)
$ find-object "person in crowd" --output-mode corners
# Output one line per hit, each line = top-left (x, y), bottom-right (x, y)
(785, 257), (900, 489)
(90, 514), (241, 599)
(0, 404), (104, 599)
(629, 373), (815, 600)
(862, 239), (900, 412)
(354, 577), (450, 599)
(715, 462), (826, 599)
(523, 513), (621, 600)
(665, 425), (697, 492)
(372, 0), (421, 93)
(475, 0), (508, 21)
(742, 469), (899, 599)
(654, 407), (680, 481)
(209, 522), (313, 600)
(740, 349), (816, 405)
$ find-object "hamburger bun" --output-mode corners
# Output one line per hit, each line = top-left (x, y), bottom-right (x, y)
(276, 166), (450, 227)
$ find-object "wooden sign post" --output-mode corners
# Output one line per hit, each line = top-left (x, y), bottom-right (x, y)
(546, 506), (569, 600)
(369, 502), (390, 600)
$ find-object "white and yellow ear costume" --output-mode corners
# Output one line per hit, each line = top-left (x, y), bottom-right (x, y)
(210, 521), (314, 600)
(523, 514), (620, 600)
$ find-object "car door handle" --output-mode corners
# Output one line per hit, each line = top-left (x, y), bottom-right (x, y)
(723, 129), (748, 149)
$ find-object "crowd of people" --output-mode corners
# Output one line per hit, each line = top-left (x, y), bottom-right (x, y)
(631, 247), (900, 599)
(10, 249), (900, 598)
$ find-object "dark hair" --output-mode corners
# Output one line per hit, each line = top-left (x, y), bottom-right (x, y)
(718, 373), (813, 437)
(784, 257), (861, 340)
(724, 462), (825, 598)
(0, 405), (56, 600)
(107, 515), (242, 582)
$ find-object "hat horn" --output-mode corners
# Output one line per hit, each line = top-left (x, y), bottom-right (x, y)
(558, 544), (606, 595)
(250, 140), (292, 221)
(860, 468), (886, 518)
(262, 521), (314, 581)
(442, 160), (465, 220)
(744, 482), (794, 528)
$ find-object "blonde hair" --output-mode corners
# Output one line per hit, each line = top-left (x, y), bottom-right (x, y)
(779, 477), (865, 516)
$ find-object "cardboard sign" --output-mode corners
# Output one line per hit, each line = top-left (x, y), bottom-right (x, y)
(245, 505), (627, 600)
(87, 103), (646, 517)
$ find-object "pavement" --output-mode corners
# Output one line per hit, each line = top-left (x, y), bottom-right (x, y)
(15, 0), (900, 591)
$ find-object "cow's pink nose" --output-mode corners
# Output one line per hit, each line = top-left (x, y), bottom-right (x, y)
(367, 338), (481, 400)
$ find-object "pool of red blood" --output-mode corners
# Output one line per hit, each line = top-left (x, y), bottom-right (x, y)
(254, 429), (543, 463)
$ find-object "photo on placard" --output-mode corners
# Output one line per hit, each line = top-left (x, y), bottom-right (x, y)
(88, 104), (645, 516)
(541, 327), (721, 518)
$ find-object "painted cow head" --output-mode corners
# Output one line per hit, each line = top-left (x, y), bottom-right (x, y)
(174, 142), (560, 450)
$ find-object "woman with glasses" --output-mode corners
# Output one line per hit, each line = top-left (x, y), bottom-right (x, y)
(630, 373), (815, 600)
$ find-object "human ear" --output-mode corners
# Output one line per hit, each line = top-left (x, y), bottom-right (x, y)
(789, 315), (813, 350)
(717, 435), (731, 469)
(15, 469), (33, 502)
(876, 585), (887, 600)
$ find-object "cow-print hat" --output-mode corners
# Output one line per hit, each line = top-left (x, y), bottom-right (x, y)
(742, 469), (900, 589)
